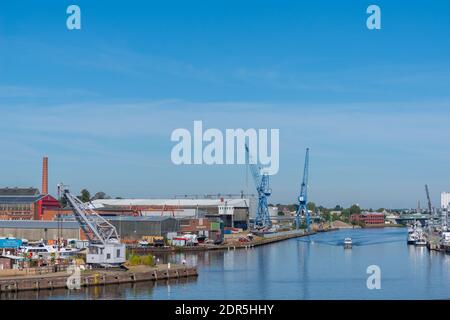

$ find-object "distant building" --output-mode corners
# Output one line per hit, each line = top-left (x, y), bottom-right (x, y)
(90, 198), (250, 229)
(441, 192), (450, 209)
(105, 216), (179, 240)
(385, 213), (399, 224)
(0, 156), (60, 220)
(350, 212), (385, 225)
(330, 210), (342, 217)
(268, 206), (279, 217)
(178, 217), (221, 240)
(0, 187), (60, 220)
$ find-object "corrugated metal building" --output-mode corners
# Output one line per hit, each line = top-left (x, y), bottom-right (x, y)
(0, 220), (82, 240)
(107, 216), (179, 240)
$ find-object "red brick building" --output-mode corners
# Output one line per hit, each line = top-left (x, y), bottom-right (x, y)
(0, 188), (61, 220)
(350, 213), (385, 226)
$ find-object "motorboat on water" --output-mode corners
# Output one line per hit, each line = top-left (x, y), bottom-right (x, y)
(344, 237), (352, 249)
(19, 243), (82, 259)
(415, 229), (427, 246)
(407, 231), (418, 244)
(407, 222), (421, 245)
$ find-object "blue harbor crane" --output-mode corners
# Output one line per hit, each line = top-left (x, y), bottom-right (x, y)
(296, 148), (310, 230)
(245, 144), (272, 229)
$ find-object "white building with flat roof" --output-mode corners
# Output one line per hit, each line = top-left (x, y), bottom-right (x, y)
(90, 197), (251, 228)
(441, 192), (450, 209)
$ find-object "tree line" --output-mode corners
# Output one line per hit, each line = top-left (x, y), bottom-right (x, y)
(59, 189), (122, 207)
(270, 202), (387, 223)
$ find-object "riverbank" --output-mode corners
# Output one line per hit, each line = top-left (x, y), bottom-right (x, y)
(0, 264), (197, 293)
(362, 224), (405, 228)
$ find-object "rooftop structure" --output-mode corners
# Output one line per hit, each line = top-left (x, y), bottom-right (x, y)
(0, 187), (40, 196)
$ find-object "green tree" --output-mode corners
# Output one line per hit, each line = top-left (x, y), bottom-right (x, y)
(78, 189), (91, 203)
(341, 208), (351, 222)
(307, 202), (316, 213)
(287, 204), (299, 212)
(322, 211), (331, 222)
(91, 191), (110, 200)
(376, 208), (385, 213)
(59, 197), (68, 208)
(349, 204), (361, 215)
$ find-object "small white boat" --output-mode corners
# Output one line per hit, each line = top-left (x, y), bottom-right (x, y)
(414, 226), (427, 246)
(407, 231), (418, 244)
(19, 244), (56, 259)
(415, 232), (427, 246)
(344, 237), (352, 249)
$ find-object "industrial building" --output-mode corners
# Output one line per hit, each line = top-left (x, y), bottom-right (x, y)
(107, 216), (179, 240)
(441, 192), (450, 209)
(0, 157), (60, 220)
(0, 187), (60, 220)
(0, 215), (179, 243)
(90, 197), (251, 229)
(350, 213), (385, 226)
(0, 220), (82, 241)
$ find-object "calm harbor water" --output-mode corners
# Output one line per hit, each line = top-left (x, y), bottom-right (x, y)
(2, 228), (450, 300)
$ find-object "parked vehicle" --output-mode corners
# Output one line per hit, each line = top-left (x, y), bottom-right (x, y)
(142, 236), (165, 247)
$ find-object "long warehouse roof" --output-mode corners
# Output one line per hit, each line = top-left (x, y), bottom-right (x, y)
(0, 220), (80, 229)
(91, 198), (250, 208)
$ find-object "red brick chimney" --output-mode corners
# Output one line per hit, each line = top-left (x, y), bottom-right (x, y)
(42, 156), (48, 195)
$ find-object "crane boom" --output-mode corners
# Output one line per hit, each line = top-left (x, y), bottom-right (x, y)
(425, 184), (433, 215)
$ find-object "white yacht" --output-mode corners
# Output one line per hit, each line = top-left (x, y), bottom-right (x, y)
(20, 244), (56, 258)
(415, 229), (427, 246)
(407, 222), (420, 245)
(407, 231), (418, 244)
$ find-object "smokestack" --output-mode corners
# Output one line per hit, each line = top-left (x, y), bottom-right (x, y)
(42, 156), (48, 195)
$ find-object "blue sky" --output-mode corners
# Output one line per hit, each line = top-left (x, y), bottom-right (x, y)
(0, 0), (449, 208)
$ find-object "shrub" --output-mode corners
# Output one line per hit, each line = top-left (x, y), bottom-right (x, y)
(127, 254), (155, 266)
(141, 255), (154, 266)
(128, 254), (141, 266)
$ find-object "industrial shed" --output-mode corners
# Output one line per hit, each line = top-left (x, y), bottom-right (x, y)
(107, 216), (179, 240)
(0, 220), (82, 241)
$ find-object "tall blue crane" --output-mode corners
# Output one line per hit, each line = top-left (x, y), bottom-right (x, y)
(245, 144), (272, 228)
(296, 148), (310, 230)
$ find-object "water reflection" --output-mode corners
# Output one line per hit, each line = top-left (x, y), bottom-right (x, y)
(2, 228), (449, 300)
(0, 278), (197, 300)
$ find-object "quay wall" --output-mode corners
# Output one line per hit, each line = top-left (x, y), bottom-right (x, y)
(0, 265), (197, 293)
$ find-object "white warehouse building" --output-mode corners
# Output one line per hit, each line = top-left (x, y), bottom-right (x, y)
(441, 192), (450, 209)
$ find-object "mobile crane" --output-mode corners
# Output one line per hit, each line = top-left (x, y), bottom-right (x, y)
(57, 183), (126, 267)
